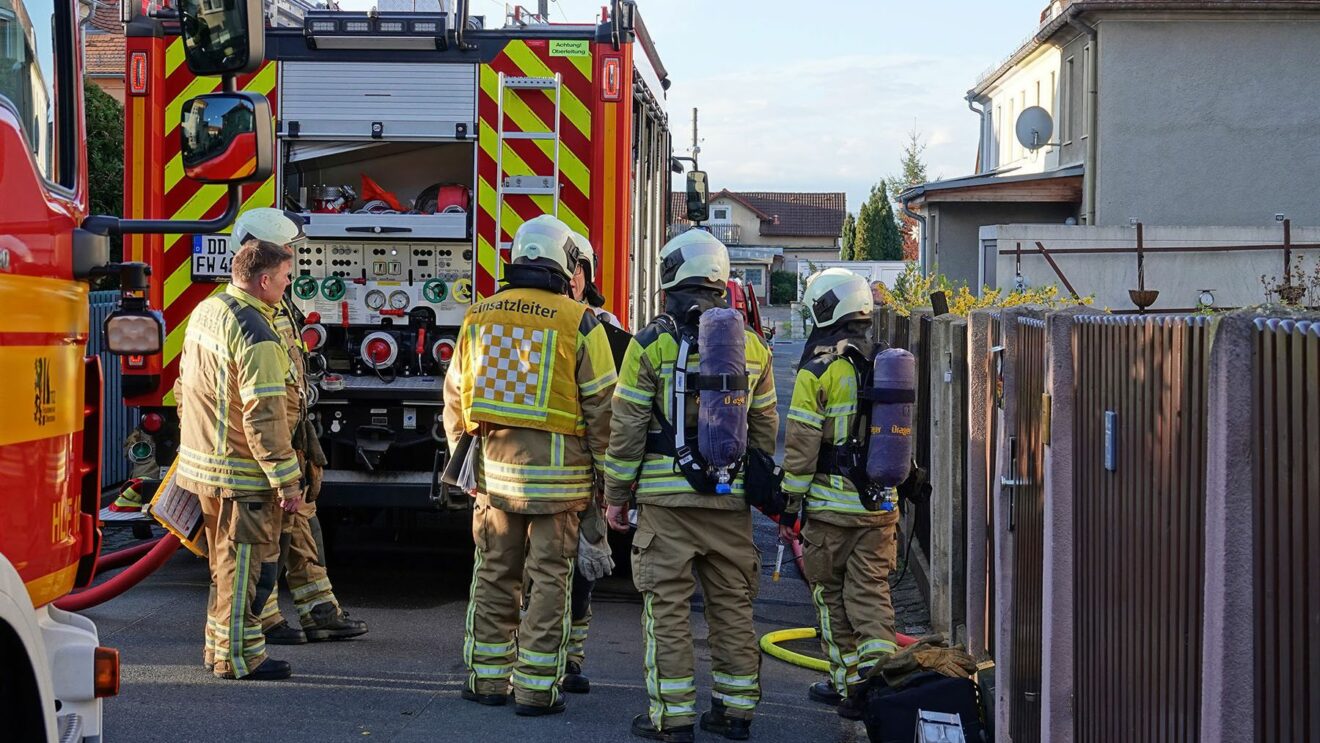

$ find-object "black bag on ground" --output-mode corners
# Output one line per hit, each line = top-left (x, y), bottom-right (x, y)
(862, 671), (988, 743)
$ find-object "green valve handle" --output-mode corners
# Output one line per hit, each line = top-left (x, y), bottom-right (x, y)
(321, 276), (347, 302)
(422, 278), (448, 304)
(293, 275), (320, 300)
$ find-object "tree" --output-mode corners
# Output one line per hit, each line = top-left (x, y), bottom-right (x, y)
(769, 270), (798, 305)
(855, 181), (902, 261)
(888, 127), (928, 262)
(86, 79), (124, 263)
(840, 212), (856, 260)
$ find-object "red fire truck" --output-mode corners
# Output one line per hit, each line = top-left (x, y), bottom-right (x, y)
(0, 0), (275, 736)
(121, 1), (678, 515)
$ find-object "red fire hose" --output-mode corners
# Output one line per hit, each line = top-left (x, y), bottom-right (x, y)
(54, 534), (182, 612)
(94, 536), (165, 572)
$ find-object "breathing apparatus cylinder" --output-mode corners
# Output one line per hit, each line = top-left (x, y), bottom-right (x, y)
(697, 308), (749, 494)
(867, 348), (916, 489)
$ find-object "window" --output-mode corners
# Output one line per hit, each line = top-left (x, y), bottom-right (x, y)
(1081, 45), (1091, 139)
(710, 206), (730, 222)
(1007, 99), (1015, 160)
(0, 0), (73, 187)
(994, 106), (1002, 166)
(1063, 57), (1074, 142)
(742, 267), (764, 292)
(1035, 80), (1041, 107)
(1049, 71), (1056, 116)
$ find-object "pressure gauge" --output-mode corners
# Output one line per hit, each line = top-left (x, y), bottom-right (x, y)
(364, 289), (387, 311)
(389, 290), (410, 310)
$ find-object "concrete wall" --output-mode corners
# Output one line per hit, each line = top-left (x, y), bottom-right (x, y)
(1095, 19), (1320, 226)
(930, 202), (1080, 289)
(984, 223), (1320, 310)
(964, 311), (997, 662)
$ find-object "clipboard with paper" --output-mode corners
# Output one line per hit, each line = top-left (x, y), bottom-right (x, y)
(148, 458), (207, 557)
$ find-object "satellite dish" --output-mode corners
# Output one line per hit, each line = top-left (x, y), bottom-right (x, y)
(1015, 106), (1054, 151)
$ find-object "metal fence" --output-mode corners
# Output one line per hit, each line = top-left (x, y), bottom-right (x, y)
(1072, 315), (1209, 742)
(1008, 315), (1046, 743)
(1253, 318), (1320, 743)
(88, 290), (135, 489)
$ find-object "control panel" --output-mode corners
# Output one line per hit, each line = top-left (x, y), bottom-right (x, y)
(292, 240), (474, 327)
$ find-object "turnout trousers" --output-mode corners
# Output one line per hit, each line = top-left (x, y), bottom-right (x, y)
(199, 492), (280, 678)
(801, 518), (899, 694)
(463, 502), (579, 708)
(631, 505), (762, 731)
(258, 498), (336, 630)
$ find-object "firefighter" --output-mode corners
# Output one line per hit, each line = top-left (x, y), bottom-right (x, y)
(443, 215), (616, 716)
(554, 231), (622, 695)
(227, 208), (368, 646)
(177, 239), (301, 681)
(779, 268), (897, 720)
(603, 230), (779, 742)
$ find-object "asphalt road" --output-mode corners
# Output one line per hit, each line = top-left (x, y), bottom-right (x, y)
(88, 335), (930, 742)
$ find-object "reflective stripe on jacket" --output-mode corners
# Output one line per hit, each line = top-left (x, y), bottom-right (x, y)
(443, 287), (616, 514)
(782, 352), (892, 527)
(175, 284), (300, 498)
(603, 319), (778, 511)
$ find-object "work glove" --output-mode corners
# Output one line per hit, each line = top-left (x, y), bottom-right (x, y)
(576, 503), (614, 581)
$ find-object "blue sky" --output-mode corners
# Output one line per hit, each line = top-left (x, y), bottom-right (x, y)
(339, 0), (1047, 214)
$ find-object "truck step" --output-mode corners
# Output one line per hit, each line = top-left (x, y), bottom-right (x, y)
(503, 76), (558, 89)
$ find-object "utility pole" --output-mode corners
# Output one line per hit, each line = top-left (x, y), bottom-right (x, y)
(691, 107), (700, 168)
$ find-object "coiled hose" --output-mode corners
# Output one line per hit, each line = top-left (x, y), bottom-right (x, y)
(760, 526), (917, 671)
(54, 534), (182, 612)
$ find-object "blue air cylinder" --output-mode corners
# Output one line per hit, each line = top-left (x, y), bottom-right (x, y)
(867, 348), (916, 487)
(697, 308), (749, 494)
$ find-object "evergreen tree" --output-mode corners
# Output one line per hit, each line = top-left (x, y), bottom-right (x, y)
(840, 212), (856, 260)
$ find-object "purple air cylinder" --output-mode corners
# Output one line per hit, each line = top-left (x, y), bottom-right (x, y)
(867, 348), (916, 487)
(697, 308), (749, 493)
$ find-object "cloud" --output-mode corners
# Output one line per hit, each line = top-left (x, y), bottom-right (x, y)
(667, 52), (984, 212)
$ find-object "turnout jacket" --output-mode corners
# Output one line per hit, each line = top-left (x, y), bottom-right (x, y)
(443, 287), (616, 514)
(603, 318), (778, 510)
(782, 347), (894, 527)
(175, 284), (301, 500)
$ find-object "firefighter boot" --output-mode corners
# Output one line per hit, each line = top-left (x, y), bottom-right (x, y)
(808, 680), (843, 706)
(304, 602), (368, 642)
(461, 687), (509, 707)
(561, 660), (590, 694)
(837, 685), (866, 721)
(218, 657), (292, 681)
(630, 714), (695, 743)
(514, 695), (567, 717)
(265, 620), (308, 645)
(699, 698), (752, 741)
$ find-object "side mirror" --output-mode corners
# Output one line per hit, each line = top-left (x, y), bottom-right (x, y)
(686, 169), (709, 223)
(180, 92), (273, 184)
(177, 0), (265, 76)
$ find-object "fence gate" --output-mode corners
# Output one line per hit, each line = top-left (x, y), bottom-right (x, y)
(1009, 315), (1046, 743)
(1072, 316), (1208, 742)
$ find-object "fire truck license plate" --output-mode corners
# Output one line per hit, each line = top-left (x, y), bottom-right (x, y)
(191, 234), (233, 280)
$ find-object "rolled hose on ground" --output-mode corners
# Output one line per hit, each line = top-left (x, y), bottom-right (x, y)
(54, 534), (182, 612)
(761, 524), (918, 671)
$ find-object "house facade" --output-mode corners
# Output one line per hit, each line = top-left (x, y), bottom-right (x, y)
(902, 0), (1320, 290)
(670, 190), (845, 300)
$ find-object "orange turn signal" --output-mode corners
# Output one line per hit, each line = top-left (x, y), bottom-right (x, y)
(94, 647), (120, 698)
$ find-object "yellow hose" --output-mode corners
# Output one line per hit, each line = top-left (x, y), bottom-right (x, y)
(759, 627), (831, 672)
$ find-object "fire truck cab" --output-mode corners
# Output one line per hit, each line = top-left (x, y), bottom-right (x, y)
(1, 0), (275, 735)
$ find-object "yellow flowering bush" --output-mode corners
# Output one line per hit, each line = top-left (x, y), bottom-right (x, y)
(874, 263), (1093, 317)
